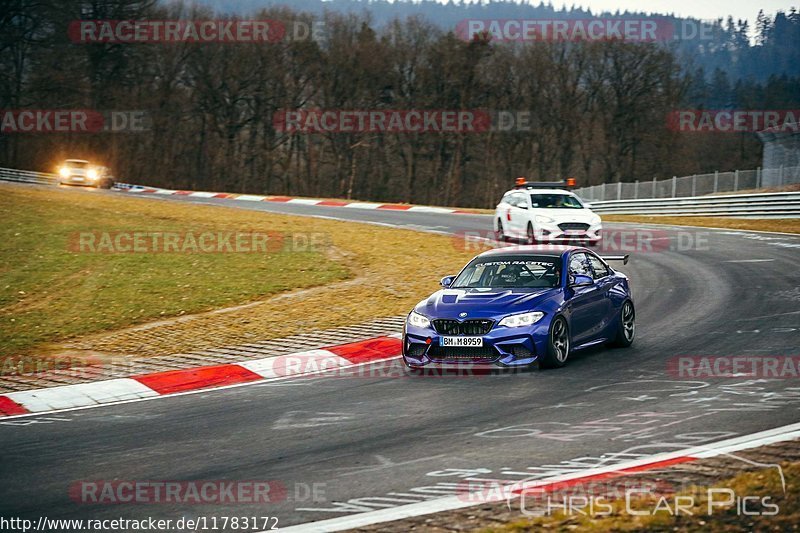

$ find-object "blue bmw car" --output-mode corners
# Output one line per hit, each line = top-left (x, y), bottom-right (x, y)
(402, 245), (634, 369)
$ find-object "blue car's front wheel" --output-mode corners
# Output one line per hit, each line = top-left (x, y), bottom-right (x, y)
(541, 316), (570, 369)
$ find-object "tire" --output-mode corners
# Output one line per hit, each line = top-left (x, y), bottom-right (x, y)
(526, 223), (537, 245)
(496, 219), (509, 242)
(540, 316), (570, 369)
(609, 300), (635, 347)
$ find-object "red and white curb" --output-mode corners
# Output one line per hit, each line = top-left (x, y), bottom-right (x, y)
(0, 335), (402, 418)
(118, 184), (477, 214)
(275, 421), (800, 532)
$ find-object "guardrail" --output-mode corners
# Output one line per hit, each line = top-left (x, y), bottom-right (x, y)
(574, 166), (800, 202)
(0, 167), (57, 185)
(1, 166), (798, 218)
(587, 191), (800, 218)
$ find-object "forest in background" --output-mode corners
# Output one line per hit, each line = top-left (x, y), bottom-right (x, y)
(1, 0), (799, 207)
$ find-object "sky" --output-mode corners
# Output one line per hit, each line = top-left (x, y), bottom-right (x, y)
(445, 0), (796, 24)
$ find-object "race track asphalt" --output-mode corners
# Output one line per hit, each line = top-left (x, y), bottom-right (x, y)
(2, 186), (799, 530)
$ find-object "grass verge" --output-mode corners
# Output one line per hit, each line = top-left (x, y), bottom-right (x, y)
(603, 215), (800, 234)
(1, 184), (478, 362)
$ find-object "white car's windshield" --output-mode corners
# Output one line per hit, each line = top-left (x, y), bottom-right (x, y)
(530, 194), (583, 209)
(452, 255), (561, 289)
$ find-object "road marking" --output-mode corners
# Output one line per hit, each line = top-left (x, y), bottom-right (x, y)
(273, 411), (353, 429)
(723, 259), (775, 263)
(273, 421), (800, 532)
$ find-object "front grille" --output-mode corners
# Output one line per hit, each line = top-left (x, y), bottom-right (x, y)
(558, 222), (590, 231)
(432, 319), (494, 335)
(406, 343), (427, 357)
(428, 345), (498, 361)
(501, 344), (534, 359)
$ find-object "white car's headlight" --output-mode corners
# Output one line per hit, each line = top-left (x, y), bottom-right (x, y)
(535, 215), (554, 224)
(59, 167), (69, 177)
(499, 311), (545, 328)
(408, 311), (431, 328)
(87, 168), (98, 179)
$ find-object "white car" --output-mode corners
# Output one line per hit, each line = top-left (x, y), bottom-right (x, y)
(494, 182), (602, 245)
(58, 159), (115, 189)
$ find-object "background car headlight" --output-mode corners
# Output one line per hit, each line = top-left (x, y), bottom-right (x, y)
(535, 215), (554, 224)
(499, 311), (544, 327)
(408, 311), (431, 328)
(59, 167), (69, 177)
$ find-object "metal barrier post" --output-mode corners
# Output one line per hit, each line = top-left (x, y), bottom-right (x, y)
(713, 171), (718, 193)
(692, 174), (696, 196)
(734, 170), (739, 191)
(672, 176), (677, 198)
(634, 180), (639, 199)
(617, 181), (621, 200)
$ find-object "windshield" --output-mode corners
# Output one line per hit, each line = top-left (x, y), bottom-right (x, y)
(452, 255), (561, 289)
(530, 194), (583, 209)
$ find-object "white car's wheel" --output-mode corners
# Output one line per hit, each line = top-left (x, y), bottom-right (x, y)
(496, 219), (509, 242)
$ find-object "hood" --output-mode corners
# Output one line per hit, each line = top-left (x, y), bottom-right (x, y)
(415, 287), (558, 320)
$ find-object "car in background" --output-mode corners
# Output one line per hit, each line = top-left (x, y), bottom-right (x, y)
(494, 179), (601, 245)
(58, 159), (115, 189)
(402, 245), (633, 369)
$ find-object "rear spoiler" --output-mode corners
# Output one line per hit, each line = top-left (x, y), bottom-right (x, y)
(601, 254), (629, 265)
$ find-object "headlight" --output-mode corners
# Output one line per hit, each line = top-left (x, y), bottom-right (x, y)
(59, 167), (69, 177)
(408, 311), (431, 329)
(87, 168), (98, 179)
(535, 215), (554, 224)
(499, 311), (544, 328)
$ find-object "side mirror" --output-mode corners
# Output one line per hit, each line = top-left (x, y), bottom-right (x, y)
(440, 275), (456, 288)
(569, 274), (594, 287)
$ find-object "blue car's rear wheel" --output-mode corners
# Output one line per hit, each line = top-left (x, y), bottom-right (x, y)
(610, 300), (635, 347)
(541, 316), (570, 368)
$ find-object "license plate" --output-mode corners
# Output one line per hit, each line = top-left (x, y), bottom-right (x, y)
(440, 336), (483, 347)
(72, 177), (84, 181)
(565, 230), (584, 235)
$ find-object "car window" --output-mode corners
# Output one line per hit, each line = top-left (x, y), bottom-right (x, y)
(568, 252), (592, 277)
(530, 194), (583, 209)
(513, 193), (528, 208)
(452, 256), (560, 289)
(586, 254), (610, 279)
